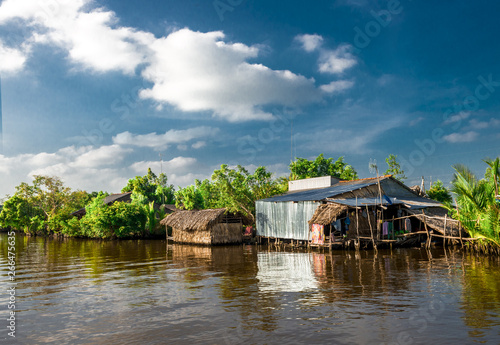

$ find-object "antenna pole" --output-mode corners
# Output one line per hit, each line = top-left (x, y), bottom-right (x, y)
(290, 119), (293, 178)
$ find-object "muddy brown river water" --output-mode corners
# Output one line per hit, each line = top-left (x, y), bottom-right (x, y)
(1, 233), (499, 344)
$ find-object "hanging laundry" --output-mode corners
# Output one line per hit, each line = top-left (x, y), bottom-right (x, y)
(311, 224), (324, 245)
(383, 222), (389, 236)
(388, 222), (394, 237)
(405, 218), (412, 232)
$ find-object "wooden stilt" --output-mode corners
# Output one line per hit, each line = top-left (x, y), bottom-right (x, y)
(422, 210), (431, 249)
(366, 205), (376, 250)
(444, 214), (448, 247)
(356, 197), (360, 250)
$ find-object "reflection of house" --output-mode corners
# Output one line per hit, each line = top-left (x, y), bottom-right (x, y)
(256, 175), (457, 245)
(71, 192), (133, 218)
(257, 252), (319, 292)
(160, 208), (248, 245)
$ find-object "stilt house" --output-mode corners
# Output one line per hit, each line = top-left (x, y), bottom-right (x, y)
(256, 175), (459, 245)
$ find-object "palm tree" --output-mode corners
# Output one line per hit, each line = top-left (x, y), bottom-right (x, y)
(450, 164), (499, 245)
(483, 157), (500, 197)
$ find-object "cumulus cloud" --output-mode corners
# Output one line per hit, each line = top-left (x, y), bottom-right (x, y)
(129, 157), (209, 186)
(443, 131), (478, 143)
(0, 145), (133, 196)
(318, 45), (357, 74)
(0, 1), (358, 122)
(139, 29), (321, 122)
(112, 126), (219, 151)
(131, 157), (198, 175)
(0, 144), (210, 197)
(295, 34), (323, 52)
(0, 0), (151, 74)
(320, 80), (354, 93)
(296, 33), (357, 75)
(0, 41), (27, 73)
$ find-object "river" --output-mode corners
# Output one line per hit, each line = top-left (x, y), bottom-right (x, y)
(0, 233), (499, 344)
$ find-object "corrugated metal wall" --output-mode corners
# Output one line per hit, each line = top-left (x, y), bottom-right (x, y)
(256, 200), (320, 240)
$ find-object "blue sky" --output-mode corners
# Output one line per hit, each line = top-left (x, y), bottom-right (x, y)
(0, 0), (500, 197)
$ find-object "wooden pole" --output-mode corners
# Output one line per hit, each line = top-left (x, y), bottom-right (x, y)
(444, 214), (448, 247)
(459, 222), (463, 247)
(422, 210), (431, 249)
(392, 215), (395, 240)
(356, 197), (360, 249)
(366, 205), (376, 249)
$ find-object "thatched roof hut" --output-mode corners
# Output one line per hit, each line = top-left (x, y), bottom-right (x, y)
(308, 203), (348, 225)
(160, 208), (245, 245)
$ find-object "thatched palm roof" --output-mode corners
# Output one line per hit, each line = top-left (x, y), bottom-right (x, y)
(160, 208), (229, 231)
(308, 203), (348, 225)
(406, 208), (463, 236)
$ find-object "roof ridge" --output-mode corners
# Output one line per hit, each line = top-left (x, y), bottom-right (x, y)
(338, 175), (392, 183)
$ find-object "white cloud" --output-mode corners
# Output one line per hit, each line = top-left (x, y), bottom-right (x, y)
(469, 118), (500, 129)
(129, 157), (206, 186)
(73, 145), (131, 168)
(112, 126), (219, 151)
(295, 34), (357, 75)
(192, 141), (206, 149)
(0, 1), (358, 122)
(443, 131), (478, 143)
(0, 0), (151, 74)
(320, 80), (354, 93)
(139, 29), (322, 122)
(318, 45), (357, 74)
(0, 145), (133, 196)
(295, 34), (323, 52)
(0, 41), (27, 73)
(443, 111), (470, 125)
(131, 157), (198, 174)
(0, 145), (212, 197)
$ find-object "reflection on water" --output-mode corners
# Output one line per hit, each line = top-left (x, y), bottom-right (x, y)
(0, 234), (499, 344)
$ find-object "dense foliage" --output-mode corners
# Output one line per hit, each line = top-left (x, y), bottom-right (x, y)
(79, 194), (147, 238)
(289, 154), (358, 180)
(0, 176), (91, 235)
(447, 159), (500, 246)
(0, 171), (168, 238)
(122, 168), (175, 205)
(175, 165), (286, 222)
(427, 180), (452, 204)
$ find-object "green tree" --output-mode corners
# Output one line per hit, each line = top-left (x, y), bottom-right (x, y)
(0, 195), (40, 233)
(211, 164), (255, 220)
(384, 154), (406, 181)
(80, 193), (147, 238)
(122, 168), (175, 205)
(246, 166), (287, 201)
(289, 154), (358, 180)
(8, 175), (91, 234)
(175, 185), (205, 210)
(427, 180), (452, 204)
(175, 165), (283, 222)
